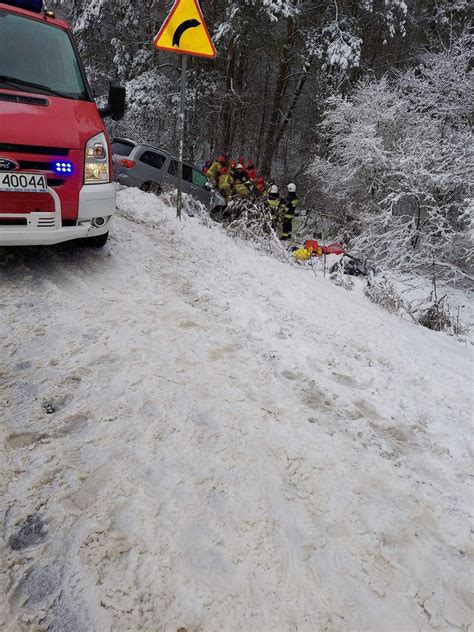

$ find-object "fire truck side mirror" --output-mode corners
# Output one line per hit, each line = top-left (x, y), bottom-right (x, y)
(99, 83), (126, 121)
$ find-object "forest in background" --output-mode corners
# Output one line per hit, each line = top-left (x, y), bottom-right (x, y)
(53, 0), (472, 281)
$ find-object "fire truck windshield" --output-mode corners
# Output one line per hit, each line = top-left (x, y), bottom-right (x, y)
(0, 9), (88, 100)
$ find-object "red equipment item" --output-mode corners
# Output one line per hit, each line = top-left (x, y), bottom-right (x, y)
(305, 240), (345, 256)
(324, 242), (345, 255)
(218, 155), (226, 165)
(305, 240), (322, 255)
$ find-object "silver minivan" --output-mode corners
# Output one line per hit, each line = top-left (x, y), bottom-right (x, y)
(111, 139), (226, 211)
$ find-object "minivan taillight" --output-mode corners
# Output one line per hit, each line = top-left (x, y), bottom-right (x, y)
(120, 159), (136, 169)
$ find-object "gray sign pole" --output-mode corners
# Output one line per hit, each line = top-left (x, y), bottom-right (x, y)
(176, 55), (188, 220)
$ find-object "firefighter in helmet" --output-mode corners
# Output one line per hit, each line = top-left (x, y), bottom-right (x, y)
(266, 184), (281, 228)
(218, 167), (234, 201)
(234, 163), (249, 184)
(280, 183), (299, 241)
(229, 159), (237, 179)
(246, 160), (257, 182)
(256, 176), (266, 194)
(206, 156), (226, 187)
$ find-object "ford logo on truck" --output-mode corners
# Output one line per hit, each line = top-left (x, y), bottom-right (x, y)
(0, 158), (19, 172)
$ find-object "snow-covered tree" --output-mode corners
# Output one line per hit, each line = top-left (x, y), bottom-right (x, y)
(52, 0), (470, 183)
(310, 37), (473, 282)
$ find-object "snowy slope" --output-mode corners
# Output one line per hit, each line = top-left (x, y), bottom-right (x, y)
(1, 189), (472, 632)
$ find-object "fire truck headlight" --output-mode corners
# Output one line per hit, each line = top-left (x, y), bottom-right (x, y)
(85, 133), (110, 184)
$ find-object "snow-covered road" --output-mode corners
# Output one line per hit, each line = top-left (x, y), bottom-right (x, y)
(1, 189), (472, 631)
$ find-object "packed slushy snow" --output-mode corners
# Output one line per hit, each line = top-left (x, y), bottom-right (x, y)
(1, 188), (472, 631)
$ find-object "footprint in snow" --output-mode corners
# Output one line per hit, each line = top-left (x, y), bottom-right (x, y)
(9, 515), (47, 551)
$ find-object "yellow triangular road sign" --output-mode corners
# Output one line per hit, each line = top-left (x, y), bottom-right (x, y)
(154, 0), (217, 59)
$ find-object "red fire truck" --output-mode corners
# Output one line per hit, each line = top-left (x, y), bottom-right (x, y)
(0, 0), (125, 246)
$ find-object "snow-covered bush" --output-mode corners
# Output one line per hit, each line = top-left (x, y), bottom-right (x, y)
(310, 38), (473, 284)
(364, 275), (407, 314)
(223, 199), (289, 260)
(417, 297), (455, 333)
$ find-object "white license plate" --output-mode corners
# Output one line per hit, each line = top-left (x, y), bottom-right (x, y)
(0, 172), (48, 193)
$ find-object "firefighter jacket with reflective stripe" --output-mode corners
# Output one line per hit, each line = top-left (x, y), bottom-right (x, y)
(267, 194), (281, 211)
(218, 173), (234, 189)
(234, 182), (250, 197)
(206, 161), (221, 182)
(282, 193), (299, 219)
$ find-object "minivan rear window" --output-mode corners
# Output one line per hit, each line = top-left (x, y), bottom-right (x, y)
(112, 141), (134, 157)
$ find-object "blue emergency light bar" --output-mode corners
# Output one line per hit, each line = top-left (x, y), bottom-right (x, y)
(54, 161), (73, 174)
(3, 0), (43, 12)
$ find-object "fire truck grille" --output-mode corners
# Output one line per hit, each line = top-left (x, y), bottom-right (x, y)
(0, 143), (69, 156)
(19, 160), (52, 171)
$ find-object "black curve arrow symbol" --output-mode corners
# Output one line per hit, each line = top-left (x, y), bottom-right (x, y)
(172, 19), (201, 47)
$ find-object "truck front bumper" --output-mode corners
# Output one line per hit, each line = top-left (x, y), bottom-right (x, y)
(0, 184), (115, 246)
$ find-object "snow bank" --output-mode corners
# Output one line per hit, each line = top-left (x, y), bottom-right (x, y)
(1, 188), (472, 631)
